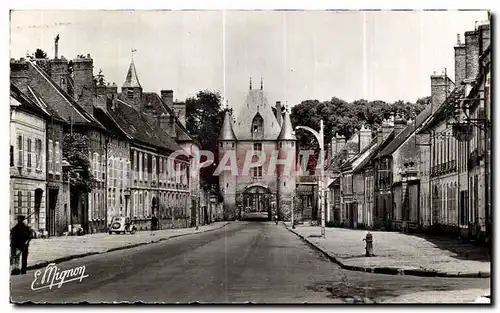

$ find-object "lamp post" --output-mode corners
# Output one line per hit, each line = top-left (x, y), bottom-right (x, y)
(62, 159), (73, 234)
(296, 120), (325, 238)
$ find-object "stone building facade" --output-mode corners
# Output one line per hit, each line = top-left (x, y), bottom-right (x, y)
(10, 85), (48, 232)
(217, 82), (297, 221)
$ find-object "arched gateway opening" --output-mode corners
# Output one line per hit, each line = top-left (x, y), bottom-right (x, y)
(239, 184), (274, 221)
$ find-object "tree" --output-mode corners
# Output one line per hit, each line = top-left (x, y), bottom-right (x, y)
(183, 90), (228, 192)
(290, 95), (428, 174)
(62, 133), (97, 202)
(35, 48), (47, 59)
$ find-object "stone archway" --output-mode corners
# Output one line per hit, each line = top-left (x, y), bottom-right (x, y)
(241, 184), (273, 220)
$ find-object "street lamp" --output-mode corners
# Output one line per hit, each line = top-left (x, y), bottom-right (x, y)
(62, 159), (73, 234)
(296, 120), (326, 238)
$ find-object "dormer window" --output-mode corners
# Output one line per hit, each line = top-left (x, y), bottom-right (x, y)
(251, 113), (264, 137)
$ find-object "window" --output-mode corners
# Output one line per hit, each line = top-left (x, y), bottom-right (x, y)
(101, 154), (106, 180)
(159, 157), (163, 181)
(139, 153), (143, 181)
(251, 113), (264, 135)
(253, 166), (263, 177)
(127, 89), (134, 100)
(17, 135), (24, 168)
(27, 192), (31, 224)
(120, 159), (124, 187)
(152, 156), (156, 181)
(55, 142), (60, 174)
(17, 191), (22, 215)
(144, 154), (148, 181)
(35, 139), (42, 170)
(93, 153), (98, 179)
(126, 161), (131, 188)
(27, 138), (32, 169)
(139, 193), (144, 217)
(253, 143), (262, 151)
(10, 145), (14, 167)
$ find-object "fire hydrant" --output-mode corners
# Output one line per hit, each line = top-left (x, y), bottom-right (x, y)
(363, 232), (374, 257)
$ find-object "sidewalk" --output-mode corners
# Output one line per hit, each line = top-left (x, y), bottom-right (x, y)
(380, 289), (491, 304)
(27, 222), (229, 270)
(285, 223), (490, 278)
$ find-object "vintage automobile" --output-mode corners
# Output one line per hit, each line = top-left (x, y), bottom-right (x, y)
(108, 217), (136, 235)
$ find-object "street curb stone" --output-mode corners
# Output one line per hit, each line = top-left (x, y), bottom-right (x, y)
(285, 225), (490, 279)
(26, 222), (229, 271)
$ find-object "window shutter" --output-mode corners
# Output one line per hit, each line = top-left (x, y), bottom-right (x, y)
(27, 138), (32, 169)
(17, 135), (24, 167)
(48, 139), (53, 172)
(55, 142), (60, 173)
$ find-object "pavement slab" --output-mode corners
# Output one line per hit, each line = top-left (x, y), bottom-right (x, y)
(286, 223), (491, 278)
(26, 222), (229, 270)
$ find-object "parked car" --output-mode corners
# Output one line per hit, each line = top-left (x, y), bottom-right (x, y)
(108, 217), (136, 235)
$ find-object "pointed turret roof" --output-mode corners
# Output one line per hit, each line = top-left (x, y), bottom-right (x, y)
(218, 110), (236, 141)
(278, 108), (296, 140)
(122, 61), (141, 88)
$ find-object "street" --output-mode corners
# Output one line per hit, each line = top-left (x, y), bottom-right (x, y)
(10, 222), (490, 303)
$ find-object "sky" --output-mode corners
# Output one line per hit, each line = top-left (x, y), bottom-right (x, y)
(10, 10), (488, 114)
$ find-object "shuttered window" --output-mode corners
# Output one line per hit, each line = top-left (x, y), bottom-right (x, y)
(17, 135), (24, 168)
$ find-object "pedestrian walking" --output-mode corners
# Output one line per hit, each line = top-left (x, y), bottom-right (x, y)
(10, 215), (33, 275)
(150, 214), (158, 236)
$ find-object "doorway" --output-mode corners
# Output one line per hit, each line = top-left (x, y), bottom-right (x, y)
(47, 188), (58, 236)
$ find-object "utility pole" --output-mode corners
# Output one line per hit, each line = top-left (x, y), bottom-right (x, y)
(296, 120), (325, 238)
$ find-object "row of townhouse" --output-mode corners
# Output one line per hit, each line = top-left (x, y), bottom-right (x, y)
(10, 37), (209, 236)
(325, 21), (490, 242)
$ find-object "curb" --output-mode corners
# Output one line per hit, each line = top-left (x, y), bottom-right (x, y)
(26, 222), (230, 271)
(286, 226), (490, 279)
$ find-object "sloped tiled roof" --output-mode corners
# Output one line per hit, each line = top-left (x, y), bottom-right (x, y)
(25, 86), (67, 123)
(379, 105), (433, 157)
(278, 109), (296, 141)
(218, 110), (236, 141)
(93, 106), (132, 140)
(350, 139), (378, 172)
(353, 130), (395, 173)
(10, 84), (52, 119)
(233, 89), (281, 140)
(27, 59), (105, 129)
(144, 92), (195, 143)
(141, 114), (188, 154)
(108, 99), (180, 152)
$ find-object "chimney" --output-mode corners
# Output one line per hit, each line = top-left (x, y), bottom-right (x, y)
(454, 34), (466, 86)
(157, 113), (176, 138)
(161, 90), (174, 110)
(465, 30), (480, 80)
(330, 135), (337, 158)
(359, 125), (372, 152)
(72, 54), (96, 114)
(173, 101), (186, 127)
(393, 114), (407, 136)
(378, 117), (394, 145)
(336, 134), (346, 153)
(430, 74), (454, 113)
(10, 59), (30, 94)
(478, 23), (490, 54)
(49, 57), (69, 93)
(276, 101), (283, 126)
